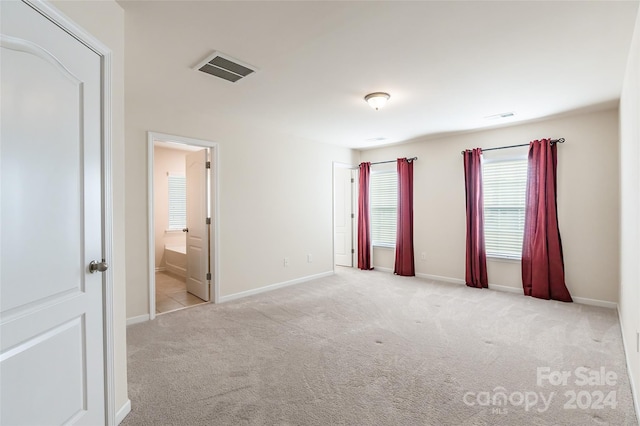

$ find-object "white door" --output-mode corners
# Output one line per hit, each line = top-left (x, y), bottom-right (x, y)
(0, 1), (105, 425)
(334, 167), (354, 267)
(185, 149), (210, 301)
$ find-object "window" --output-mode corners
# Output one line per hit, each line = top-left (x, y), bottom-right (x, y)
(168, 174), (186, 230)
(482, 157), (528, 259)
(370, 170), (397, 247)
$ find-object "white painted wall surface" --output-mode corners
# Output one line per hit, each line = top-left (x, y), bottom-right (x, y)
(123, 10), (359, 318)
(362, 108), (620, 304)
(619, 5), (640, 418)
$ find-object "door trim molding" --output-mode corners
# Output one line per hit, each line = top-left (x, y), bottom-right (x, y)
(23, 0), (117, 424)
(147, 132), (221, 321)
(332, 162), (357, 272)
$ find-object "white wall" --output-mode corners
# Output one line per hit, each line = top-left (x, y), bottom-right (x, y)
(361, 108), (620, 304)
(50, 0), (128, 416)
(124, 18), (359, 318)
(153, 146), (187, 268)
(619, 5), (640, 417)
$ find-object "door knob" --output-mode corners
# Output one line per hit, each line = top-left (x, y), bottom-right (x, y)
(182, 228), (189, 232)
(89, 260), (109, 273)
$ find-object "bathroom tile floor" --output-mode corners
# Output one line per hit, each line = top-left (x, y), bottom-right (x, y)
(156, 271), (207, 314)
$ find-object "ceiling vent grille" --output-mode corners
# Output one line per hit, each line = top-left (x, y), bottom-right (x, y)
(194, 51), (256, 83)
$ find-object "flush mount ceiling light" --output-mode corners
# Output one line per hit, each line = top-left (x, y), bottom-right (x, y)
(485, 112), (515, 120)
(364, 92), (390, 110)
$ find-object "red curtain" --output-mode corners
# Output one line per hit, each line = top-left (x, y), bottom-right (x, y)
(357, 162), (373, 270)
(394, 158), (415, 276)
(463, 149), (488, 288)
(522, 140), (572, 302)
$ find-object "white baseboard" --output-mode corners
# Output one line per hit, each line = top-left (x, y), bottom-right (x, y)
(617, 306), (640, 424)
(571, 296), (617, 309)
(374, 266), (393, 274)
(414, 272), (616, 308)
(219, 271), (334, 303)
(417, 273), (523, 296)
(416, 273), (465, 286)
(489, 283), (522, 294)
(165, 263), (186, 278)
(155, 266), (166, 272)
(116, 399), (131, 425)
(126, 314), (150, 326)
(490, 284), (616, 308)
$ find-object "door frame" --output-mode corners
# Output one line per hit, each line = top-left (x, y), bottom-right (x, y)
(332, 162), (357, 271)
(21, 0), (117, 423)
(147, 132), (220, 320)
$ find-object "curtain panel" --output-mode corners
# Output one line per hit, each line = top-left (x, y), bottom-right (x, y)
(357, 162), (373, 270)
(463, 148), (488, 288)
(522, 140), (572, 302)
(394, 158), (415, 276)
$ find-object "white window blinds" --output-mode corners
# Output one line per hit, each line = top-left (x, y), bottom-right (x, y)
(168, 174), (186, 230)
(482, 158), (528, 259)
(370, 170), (397, 247)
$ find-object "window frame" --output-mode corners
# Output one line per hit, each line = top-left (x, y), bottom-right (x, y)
(369, 169), (397, 248)
(482, 155), (528, 261)
(167, 173), (187, 231)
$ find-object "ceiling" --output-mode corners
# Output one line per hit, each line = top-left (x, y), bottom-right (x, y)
(119, 1), (639, 150)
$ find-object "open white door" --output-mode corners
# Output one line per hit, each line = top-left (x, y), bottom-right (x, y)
(334, 167), (354, 267)
(185, 149), (210, 301)
(1, 1), (106, 424)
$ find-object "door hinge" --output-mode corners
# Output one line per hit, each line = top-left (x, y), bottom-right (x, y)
(206, 272), (212, 281)
(206, 161), (211, 169)
(351, 249), (355, 254)
(350, 178), (354, 183)
(351, 213), (355, 219)
(206, 217), (211, 225)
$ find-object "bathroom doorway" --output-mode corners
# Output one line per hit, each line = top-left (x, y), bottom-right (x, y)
(147, 132), (219, 319)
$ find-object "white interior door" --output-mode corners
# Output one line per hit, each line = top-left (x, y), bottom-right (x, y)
(0, 1), (105, 425)
(185, 149), (210, 301)
(334, 167), (354, 267)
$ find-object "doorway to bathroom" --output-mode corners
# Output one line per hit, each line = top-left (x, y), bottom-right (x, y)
(148, 132), (219, 318)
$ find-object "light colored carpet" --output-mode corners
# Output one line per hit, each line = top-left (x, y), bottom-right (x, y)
(123, 267), (637, 425)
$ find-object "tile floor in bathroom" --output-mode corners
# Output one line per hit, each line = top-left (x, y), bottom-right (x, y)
(156, 271), (207, 314)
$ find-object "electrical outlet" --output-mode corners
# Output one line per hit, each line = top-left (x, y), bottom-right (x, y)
(420, 252), (426, 261)
(307, 254), (312, 263)
(283, 257), (289, 267)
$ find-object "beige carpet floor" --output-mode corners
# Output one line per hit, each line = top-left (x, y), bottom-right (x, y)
(123, 267), (637, 425)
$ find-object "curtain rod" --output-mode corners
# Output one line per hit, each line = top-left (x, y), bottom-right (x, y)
(460, 138), (565, 155)
(360, 157), (418, 167)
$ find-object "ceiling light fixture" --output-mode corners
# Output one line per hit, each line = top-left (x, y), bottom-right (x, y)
(485, 112), (515, 120)
(364, 92), (390, 110)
